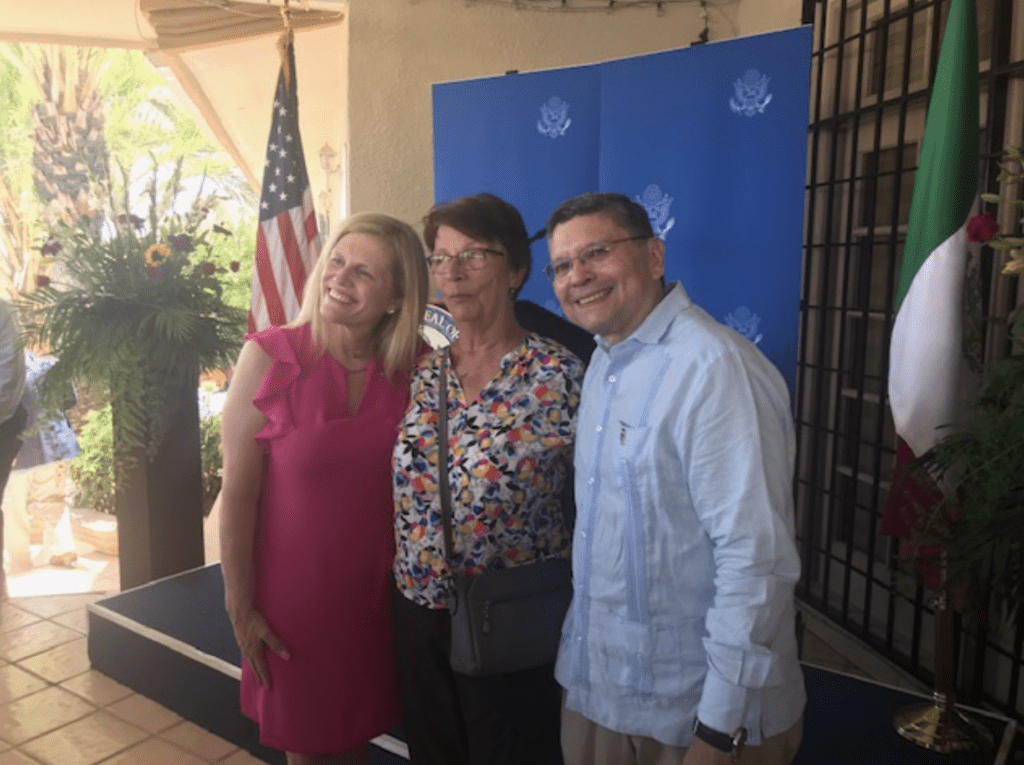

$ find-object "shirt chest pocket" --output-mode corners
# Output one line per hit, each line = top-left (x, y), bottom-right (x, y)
(611, 420), (656, 489)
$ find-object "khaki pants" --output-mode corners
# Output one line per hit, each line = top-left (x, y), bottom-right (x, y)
(562, 706), (804, 765)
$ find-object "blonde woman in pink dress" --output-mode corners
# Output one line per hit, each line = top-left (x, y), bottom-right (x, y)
(220, 213), (429, 764)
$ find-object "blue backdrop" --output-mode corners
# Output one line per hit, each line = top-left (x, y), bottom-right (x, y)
(433, 27), (812, 395)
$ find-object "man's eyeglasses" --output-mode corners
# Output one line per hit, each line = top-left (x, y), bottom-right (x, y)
(543, 236), (649, 282)
(426, 248), (504, 271)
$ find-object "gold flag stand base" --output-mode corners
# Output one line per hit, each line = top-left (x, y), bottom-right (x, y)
(891, 581), (994, 755)
(893, 691), (994, 753)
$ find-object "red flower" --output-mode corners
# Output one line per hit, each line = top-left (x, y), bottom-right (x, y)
(145, 266), (161, 278)
(201, 262), (217, 275)
(36, 274), (51, 288)
(967, 213), (998, 243)
(168, 234), (194, 254)
(229, 261), (240, 272)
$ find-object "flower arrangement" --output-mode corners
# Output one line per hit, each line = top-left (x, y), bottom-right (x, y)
(19, 158), (247, 462)
(914, 146), (1024, 621)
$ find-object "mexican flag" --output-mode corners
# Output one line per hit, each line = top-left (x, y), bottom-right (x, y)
(879, 0), (979, 575)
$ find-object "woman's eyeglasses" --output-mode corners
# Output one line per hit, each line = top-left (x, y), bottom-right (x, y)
(426, 248), (504, 271)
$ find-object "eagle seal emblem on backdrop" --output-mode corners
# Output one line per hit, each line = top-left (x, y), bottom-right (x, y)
(729, 69), (773, 117)
(636, 185), (675, 241)
(537, 96), (571, 138)
(725, 306), (764, 345)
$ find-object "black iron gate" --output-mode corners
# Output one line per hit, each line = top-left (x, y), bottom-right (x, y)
(795, 0), (1024, 722)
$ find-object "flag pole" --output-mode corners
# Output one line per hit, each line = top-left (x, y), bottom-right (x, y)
(277, 0), (294, 87)
(248, 0), (321, 332)
(880, 0), (994, 750)
(891, 557), (993, 752)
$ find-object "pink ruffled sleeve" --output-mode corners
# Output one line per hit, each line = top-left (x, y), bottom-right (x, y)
(246, 325), (308, 447)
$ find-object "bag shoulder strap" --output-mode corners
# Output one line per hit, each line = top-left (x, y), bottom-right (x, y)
(437, 348), (457, 570)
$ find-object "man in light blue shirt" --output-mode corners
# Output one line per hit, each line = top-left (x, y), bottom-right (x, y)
(0, 298), (26, 599)
(545, 194), (805, 765)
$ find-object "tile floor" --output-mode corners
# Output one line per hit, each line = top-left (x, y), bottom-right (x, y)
(0, 504), (268, 765)
(0, 593), (271, 765)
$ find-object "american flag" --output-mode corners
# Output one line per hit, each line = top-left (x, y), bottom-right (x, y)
(250, 38), (321, 333)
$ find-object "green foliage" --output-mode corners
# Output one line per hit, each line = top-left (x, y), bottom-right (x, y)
(72, 404), (225, 517)
(0, 46), (43, 292)
(0, 49), (35, 190)
(200, 414), (223, 517)
(201, 220), (256, 315)
(913, 355), (1024, 619)
(69, 404), (116, 515)
(19, 156), (247, 462)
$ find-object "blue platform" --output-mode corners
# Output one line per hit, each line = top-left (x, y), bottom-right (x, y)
(87, 563), (1018, 765)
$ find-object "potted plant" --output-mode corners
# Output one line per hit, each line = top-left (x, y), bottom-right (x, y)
(20, 157), (247, 588)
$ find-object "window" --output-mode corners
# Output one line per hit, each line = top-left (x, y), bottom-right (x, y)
(868, 11), (926, 97)
(859, 144), (918, 229)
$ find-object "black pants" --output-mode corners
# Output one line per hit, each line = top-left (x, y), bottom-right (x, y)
(392, 587), (563, 765)
(0, 404), (27, 575)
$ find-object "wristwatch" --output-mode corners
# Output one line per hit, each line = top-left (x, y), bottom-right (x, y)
(693, 719), (747, 760)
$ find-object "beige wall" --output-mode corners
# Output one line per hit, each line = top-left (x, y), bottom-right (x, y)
(738, 0), (804, 37)
(344, 0), (803, 226)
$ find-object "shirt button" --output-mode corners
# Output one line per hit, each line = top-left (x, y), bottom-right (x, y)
(609, 375), (617, 383)
(596, 425), (602, 432)
(588, 478), (595, 485)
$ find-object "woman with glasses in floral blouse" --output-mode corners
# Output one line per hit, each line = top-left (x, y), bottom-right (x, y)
(392, 193), (584, 765)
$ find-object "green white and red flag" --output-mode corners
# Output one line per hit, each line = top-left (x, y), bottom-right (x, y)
(879, 0), (979, 582)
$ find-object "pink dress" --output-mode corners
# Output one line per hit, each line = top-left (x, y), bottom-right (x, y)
(240, 325), (406, 754)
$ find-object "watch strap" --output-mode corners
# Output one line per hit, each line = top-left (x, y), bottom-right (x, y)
(693, 720), (746, 757)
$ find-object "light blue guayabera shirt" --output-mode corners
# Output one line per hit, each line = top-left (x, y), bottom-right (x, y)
(0, 299), (25, 425)
(555, 282), (805, 747)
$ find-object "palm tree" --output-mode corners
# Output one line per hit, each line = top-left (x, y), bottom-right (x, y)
(0, 50), (39, 298)
(2, 44), (111, 228)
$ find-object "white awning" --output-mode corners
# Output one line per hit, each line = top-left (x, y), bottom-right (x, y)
(1, 0), (343, 52)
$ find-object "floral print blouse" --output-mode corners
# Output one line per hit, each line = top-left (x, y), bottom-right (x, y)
(393, 333), (584, 609)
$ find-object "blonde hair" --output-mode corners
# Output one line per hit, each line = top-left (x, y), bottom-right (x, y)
(289, 212), (429, 378)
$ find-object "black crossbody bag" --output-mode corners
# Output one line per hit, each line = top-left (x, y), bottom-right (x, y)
(437, 348), (573, 677)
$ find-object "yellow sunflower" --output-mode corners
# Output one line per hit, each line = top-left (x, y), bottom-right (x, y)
(144, 243), (172, 267)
